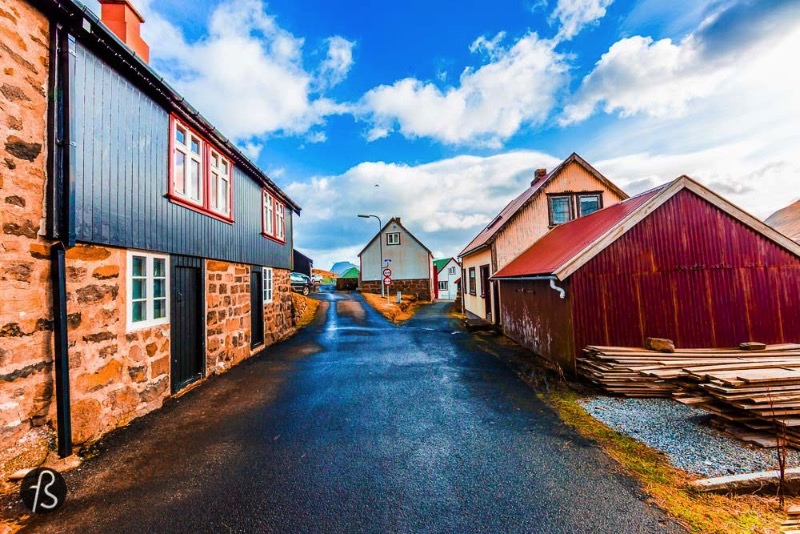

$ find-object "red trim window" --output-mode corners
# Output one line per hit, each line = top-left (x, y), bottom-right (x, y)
(275, 202), (286, 241)
(209, 148), (231, 217)
(168, 115), (234, 223)
(172, 120), (204, 205)
(262, 190), (274, 236)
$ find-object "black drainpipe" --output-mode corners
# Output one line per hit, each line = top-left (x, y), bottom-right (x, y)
(48, 23), (75, 458)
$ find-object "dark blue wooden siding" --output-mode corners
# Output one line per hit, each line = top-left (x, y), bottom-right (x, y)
(71, 41), (292, 269)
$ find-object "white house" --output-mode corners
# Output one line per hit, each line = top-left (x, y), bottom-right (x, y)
(358, 217), (434, 300)
(433, 258), (461, 300)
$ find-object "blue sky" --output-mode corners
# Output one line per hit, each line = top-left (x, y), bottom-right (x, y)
(87, 0), (800, 270)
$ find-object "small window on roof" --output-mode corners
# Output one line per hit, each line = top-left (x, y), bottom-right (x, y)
(387, 232), (400, 245)
(578, 194), (602, 217)
(549, 196), (572, 226)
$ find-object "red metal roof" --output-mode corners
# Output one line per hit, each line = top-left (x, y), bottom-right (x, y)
(458, 153), (628, 257)
(493, 185), (666, 278)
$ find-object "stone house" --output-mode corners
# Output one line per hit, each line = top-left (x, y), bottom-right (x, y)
(0, 0), (301, 470)
(358, 218), (434, 300)
(458, 153), (628, 325)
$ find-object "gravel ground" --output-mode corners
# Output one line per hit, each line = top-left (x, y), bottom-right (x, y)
(580, 396), (800, 477)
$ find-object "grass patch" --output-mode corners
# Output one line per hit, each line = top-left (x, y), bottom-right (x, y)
(361, 293), (428, 323)
(292, 293), (321, 327)
(544, 385), (790, 533)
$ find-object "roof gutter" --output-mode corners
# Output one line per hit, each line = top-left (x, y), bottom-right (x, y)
(493, 275), (566, 299)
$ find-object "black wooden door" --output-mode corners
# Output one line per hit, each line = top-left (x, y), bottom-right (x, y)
(251, 268), (264, 348)
(480, 264), (491, 320)
(171, 256), (204, 393)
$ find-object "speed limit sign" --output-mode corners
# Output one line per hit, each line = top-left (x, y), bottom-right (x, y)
(382, 268), (392, 277)
(383, 277), (391, 286)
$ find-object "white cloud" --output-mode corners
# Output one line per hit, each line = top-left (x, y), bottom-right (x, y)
(560, 34), (727, 125)
(359, 33), (569, 147)
(287, 151), (561, 265)
(127, 0), (350, 141)
(550, 0), (614, 41)
(561, 0), (800, 126)
(238, 141), (263, 160)
(317, 36), (355, 90)
(560, 36), (731, 124)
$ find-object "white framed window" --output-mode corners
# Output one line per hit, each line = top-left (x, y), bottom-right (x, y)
(387, 232), (400, 245)
(448, 266), (456, 275)
(438, 281), (448, 290)
(275, 202), (286, 240)
(127, 251), (170, 331)
(172, 119), (203, 204)
(263, 267), (273, 303)
(262, 191), (274, 236)
(209, 148), (231, 216)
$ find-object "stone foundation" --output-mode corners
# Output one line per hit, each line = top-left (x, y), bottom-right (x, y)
(206, 260), (252, 374)
(65, 245), (171, 444)
(264, 269), (293, 345)
(360, 278), (433, 301)
(0, 0), (53, 474)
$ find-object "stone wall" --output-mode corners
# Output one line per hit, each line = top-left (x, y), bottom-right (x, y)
(361, 278), (433, 301)
(206, 263), (294, 375)
(206, 260), (252, 374)
(0, 0), (53, 472)
(264, 269), (293, 345)
(65, 245), (171, 444)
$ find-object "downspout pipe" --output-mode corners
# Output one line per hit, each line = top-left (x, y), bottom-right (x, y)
(48, 25), (75, 458)
(493, 275), (567, 299)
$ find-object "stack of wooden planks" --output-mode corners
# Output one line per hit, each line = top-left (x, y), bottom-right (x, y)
(578, 343), (800, 447)
(578, 344), (800, 398)
(782, 505), (800, 534)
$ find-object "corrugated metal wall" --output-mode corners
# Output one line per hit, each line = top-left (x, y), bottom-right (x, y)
(499, 279), (575, 372)
(571, 189), (800, 353)
(71, 42), (292, 269)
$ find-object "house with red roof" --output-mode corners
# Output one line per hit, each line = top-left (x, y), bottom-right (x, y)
(458, 153), (627, 324)
(493, 176), (800, 373)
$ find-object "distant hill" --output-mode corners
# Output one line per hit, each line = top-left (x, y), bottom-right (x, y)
(330, 261), (358, 275)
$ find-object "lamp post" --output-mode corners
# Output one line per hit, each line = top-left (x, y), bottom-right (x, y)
(358, 214), (384, 297)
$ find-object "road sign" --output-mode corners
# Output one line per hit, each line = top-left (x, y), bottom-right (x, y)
(382, 268), (392, 277)
(383, 276), (391, 286)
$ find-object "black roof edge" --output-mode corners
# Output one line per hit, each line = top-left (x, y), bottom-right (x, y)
(33, 0), (301, 214)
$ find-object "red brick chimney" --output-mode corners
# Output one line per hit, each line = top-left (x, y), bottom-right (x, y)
(99, 0), (150, 63)
(531, 168), (547, 186)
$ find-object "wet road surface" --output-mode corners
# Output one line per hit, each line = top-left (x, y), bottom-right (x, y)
(20, 289), (681, 533)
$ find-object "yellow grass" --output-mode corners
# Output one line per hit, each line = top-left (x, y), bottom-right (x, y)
(361, 293), (427, 323)
(544, 385), (791, 533)
(292, 293), (321, 327)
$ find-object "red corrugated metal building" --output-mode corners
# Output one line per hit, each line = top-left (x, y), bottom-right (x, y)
(493, 176), (800, 373)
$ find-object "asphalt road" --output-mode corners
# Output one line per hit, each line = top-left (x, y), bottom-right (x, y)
(19, 289), (681, 533)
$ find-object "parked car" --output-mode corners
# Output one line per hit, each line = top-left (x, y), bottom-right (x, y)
(311, 274), (322, 284)
(290, 272), (314, 295)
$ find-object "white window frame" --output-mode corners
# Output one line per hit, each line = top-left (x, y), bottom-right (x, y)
(387, 232), (400, 245)
(126, 251), (170, 332)
(438, 281), (448, 290)
(209, 148), (231, 217)
(172, 119), (204, 205)
(263, 267), (273, 303)
(275, 202), (286, 240)
(263, 191), (274, 236)
(448, 266), (456, 275)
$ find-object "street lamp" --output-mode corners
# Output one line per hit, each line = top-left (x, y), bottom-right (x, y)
(358, 214), (384, 297)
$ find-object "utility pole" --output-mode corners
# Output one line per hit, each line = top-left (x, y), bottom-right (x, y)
(358, 214), (384, 297)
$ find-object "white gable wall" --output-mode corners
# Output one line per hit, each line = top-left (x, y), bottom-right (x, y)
(361, 220), (432, 281)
